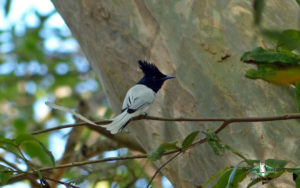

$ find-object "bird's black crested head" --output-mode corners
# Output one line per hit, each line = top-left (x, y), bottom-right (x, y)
(138, 60), (165, 79)
(137, 60), (175, 93)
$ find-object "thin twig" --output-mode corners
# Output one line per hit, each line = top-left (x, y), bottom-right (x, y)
(188, 120), (232, 149)
(11, 149), (179, 175)
(31, 120), (111, 135)
(43, 176), (79, 188)
(146, 151), (181, 188)
(31, 113), (300, 135)
(22, 112), (300, 187)
(0, 156), (22, 172)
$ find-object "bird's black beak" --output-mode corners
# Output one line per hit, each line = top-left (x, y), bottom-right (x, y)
(163, 75), (175, 80)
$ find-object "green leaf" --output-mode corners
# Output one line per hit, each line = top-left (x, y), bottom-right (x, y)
(292, 169), (300, 188)
(260, 159), (287, 179)
(278, 30), (300, 51)
(296, 177), (300, 188)
(13, 118), (27, 136)
(16, 134), (55, 166)
(241, 47), (300, 65)
(0, 138), (19, 157)
(297, 0), (300, 6)
(247, 177), (263, 188)
(265, 159), (287, 168)
(149, 141), (179, 161)
(68, 175), (88, 185)
(245, 64), (278, 79)
(262, 29), (300, 51)
(203, 130), (225, 155)
(296, 82), (300, 112)
(212, 169), (248, 188)
(0, 165), (13, 185)
(161, 141), (179, 150)
(182, 131), (200, 149)
(253, 0), (265, 25)
(227, 161), (248, 188)
(245, 64), (300, 85)
(224, 145), (251, 165)
(202, 166), (231, 187)
(149, 145), (165, 161)
(0, 138), (16, 147)
(4, 0), (12, 17)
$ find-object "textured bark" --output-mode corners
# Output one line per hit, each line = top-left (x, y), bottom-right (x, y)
(52, 0), (300, 187)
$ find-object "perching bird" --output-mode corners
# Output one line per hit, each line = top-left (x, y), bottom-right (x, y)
(104, 60), (175, 134)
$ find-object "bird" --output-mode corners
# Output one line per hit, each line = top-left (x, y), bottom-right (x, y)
(103, 60), (175, 134)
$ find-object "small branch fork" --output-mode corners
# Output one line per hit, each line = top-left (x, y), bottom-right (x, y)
(24, 113), (300, 187)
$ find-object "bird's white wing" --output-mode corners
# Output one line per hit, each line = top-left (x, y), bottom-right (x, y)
(121, 84), (155, 112)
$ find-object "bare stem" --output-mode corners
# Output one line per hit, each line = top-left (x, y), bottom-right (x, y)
(31, 113), (300, 135)
(23, 112), (300, 187)
(43, 176), (79, 188)
(146, 151), (181, 188)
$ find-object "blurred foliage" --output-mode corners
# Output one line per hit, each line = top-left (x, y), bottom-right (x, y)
(0, 0), (162, 187)
(253, 0), (265, 26)
(242, 0), (300, 111)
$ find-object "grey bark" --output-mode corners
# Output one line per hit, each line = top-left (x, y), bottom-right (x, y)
(52, 0), (300, 187)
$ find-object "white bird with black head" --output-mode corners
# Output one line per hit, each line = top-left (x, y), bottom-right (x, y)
(104, 60), (175, 134)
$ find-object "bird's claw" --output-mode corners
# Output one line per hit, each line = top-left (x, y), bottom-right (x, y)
(144, 112), (148, 117)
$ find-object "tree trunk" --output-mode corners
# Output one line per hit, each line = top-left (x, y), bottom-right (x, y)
(51, 0), (300, 187)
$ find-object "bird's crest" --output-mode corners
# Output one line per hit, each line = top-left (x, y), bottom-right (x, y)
(138, 60), (164, 77)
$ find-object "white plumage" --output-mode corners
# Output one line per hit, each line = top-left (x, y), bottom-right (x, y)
(104, 84), (156, 134)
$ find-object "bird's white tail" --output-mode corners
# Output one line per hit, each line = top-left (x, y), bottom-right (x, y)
(104, 111), (133, 134)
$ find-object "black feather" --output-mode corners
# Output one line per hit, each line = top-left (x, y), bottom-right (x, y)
(137, 60), (173, 93)
(138, 60), (165, 78)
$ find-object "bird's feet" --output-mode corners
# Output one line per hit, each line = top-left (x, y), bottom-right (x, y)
(144, 112), (148, 118)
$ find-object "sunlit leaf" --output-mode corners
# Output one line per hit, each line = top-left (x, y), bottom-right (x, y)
(182, 131), (200, 149)
(241, 47), (300, 65)
(246, 64), (300, 85)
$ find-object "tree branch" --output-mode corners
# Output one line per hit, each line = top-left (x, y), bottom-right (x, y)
(146, 151), (181, 188)
(21, 112), (300, 187)
(43, 176), (79, 188)
(31, 113), (300, 135)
